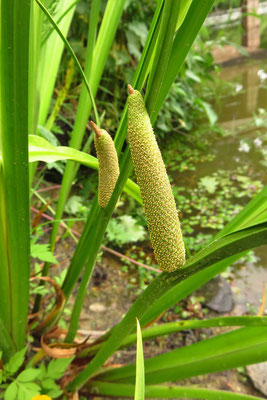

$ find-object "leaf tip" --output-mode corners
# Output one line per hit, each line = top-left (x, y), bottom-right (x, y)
(128, 84), (135, 95)
(90, 121), (102, 138)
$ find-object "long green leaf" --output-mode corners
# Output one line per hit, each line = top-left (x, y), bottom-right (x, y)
(142, 186), (267, 325)
(0, 318), (16, 362)
(134, 319), (145, 400)
(29, 0), (44, 137)
(26, 134), (142, 204)
(87, 381), (263, 400)
(78, 252), (249, 354)
(114, 0), (164, 155)
(176, 0), (193, 29)
(216, 185), (267, 237)
(67, 223), (267, 390)
(150, 0), (215, 122)
(0, 0), (31, 354)
(63, 148), (133, 338)
(35, 0), (99, 125)
(28, 135), (98, 167)
(42, 0), (80, 45)
(79, 316), (267, 357)
(30, 0), (77, 183)
(146, 0), (181, 118)
(38, 0), (77, 125)
(140, 254), (243, 326)
(97, 327), (267, 384)
(0, 167), (11, 348)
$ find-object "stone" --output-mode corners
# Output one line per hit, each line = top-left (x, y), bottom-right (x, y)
(247, 362), (267, 396)
(89, 303), (107, 312)
(197, 276), (234, 313)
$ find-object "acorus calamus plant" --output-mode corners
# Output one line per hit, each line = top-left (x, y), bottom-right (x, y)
(0, 0), (267, 399)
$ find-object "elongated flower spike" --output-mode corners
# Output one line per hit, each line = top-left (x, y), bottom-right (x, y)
(91, 121), (120, 208)
(127, 85), (185, 272)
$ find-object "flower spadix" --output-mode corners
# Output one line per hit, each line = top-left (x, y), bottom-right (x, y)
(127, 85), (185, 272)
(91, 121), (119, 208)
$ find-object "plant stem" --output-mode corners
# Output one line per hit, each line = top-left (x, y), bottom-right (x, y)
(0, 0), (31, 356)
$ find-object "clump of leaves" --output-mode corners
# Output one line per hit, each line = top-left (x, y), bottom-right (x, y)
(64, 195), (89, 216)
(1, 347), (73, 399)
(31, 226), (58, 265)
(106, 215), (146, 246)
(31, 240), (58, 265)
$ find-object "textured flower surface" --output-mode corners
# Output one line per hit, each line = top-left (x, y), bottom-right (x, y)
(127, 85), (185, 272)
(91, 121), (120, 208)
(31, 396), (52, 400)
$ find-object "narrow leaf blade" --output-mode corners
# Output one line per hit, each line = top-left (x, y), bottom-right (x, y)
(134, 319), (145, 400)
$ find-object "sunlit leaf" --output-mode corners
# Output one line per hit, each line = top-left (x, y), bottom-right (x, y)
(134, 319), (145, 400)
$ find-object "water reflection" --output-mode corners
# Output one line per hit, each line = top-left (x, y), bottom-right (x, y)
(216, 58), (267, 125)
(216, 58), (267, 310)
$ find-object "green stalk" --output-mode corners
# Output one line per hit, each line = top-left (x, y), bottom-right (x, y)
(65, 210), (105, 343)
(86, 381), (263, 400)
(41, 0), (80, 45)
(0, 318), (16, 362)
(77, 253), (245, 356)
(114, 0), (164, 155)
(146, 0), (181, 119)
(78, 316), (267, 357)
(28, 1), (45, 183)
(150, 0), (215, 121)
(63, 147), (132, 299)
(45, 58), (75, 131)
(0, 168), (11, 348)
(134, 319), (145, 400)
(38, 0), (77, 126)
(97, 326), (267, 384)
(65, 149), (133, 342)
(30, 0), (77, 184)
(29, 0), (44, 136)
(0, 0), (31, 355)
(35, 0), (99, 124)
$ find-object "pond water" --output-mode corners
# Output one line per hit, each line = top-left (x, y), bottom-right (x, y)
(173, 56), (267, 312)
(216, 57), (267, 313)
